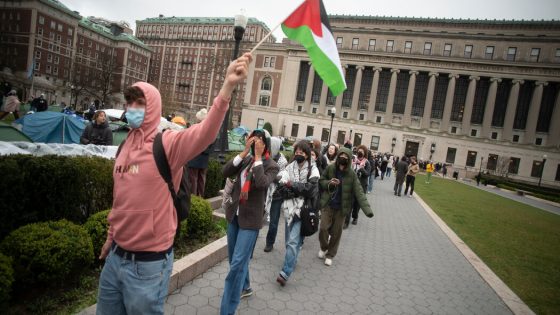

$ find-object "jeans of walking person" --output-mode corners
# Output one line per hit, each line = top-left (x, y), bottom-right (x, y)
(386, 167), (392, 177)
(393, 180), (404, 196)
(96, 245), (174, 315)
(265, 199), (283, 248)
(279, 217), (303, 280)
(367, 174), (374, 192)
(221, 216), (259, 315)
(404, 175), (416, 195)
(319, 206), (346, 259)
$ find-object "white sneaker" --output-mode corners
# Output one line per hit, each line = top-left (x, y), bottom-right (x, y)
(324, 258), (332, 266)
(318, 250), (327, 259)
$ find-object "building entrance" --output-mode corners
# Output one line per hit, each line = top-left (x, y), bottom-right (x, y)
(405, 141), (419, 157)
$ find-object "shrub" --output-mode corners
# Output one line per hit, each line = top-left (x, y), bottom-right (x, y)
(174, 219), (189, 244)
(0, 155), (114, 238)
(0, 220), (93, 286)
(83, 210), (110, 259)
(204, 159), (225, 199)
(187, 196), (213, 238)
(0, 253), (13, 305)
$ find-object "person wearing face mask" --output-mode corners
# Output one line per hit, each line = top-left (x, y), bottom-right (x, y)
(344, 145), (371, 227)
(318, 147), (373, 266)
(95, 53), (253, 315)
(275, 141), (319, 286)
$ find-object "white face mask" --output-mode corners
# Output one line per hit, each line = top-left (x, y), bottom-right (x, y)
(125, 107), (145, 129)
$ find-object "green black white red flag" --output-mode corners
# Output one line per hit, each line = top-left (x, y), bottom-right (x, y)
(281, 0), (346, 96)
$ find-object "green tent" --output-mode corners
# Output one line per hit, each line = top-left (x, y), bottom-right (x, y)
(0, 122), (33, 142)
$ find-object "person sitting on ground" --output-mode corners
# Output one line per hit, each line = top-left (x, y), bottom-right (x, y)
(80, 110), (113, 146)
(0, 90), (20, 120)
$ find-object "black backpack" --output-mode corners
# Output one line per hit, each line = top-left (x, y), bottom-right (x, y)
(116, 132), (190, 236)
(300, 163), (319, 237)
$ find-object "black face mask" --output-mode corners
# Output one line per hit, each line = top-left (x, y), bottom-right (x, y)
(357, 152), (364, 158)
(294, 155), (306, 164)
(338, 158), (349, 166)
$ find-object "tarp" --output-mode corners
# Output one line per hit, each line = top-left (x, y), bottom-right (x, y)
(0, 141), (118, 159)
(14, 111), (86, 144)
(0, 122), (33, 142)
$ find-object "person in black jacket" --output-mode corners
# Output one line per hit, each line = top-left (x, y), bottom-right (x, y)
(31, 94), (48, 112)
(80, 111), (113, 145)
(187, 108), (214, 197)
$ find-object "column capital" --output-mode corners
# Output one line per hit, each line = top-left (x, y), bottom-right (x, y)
(409, 70), (419, 76)
(343, 64), (349, 69)
(390, 68), (400, 74)
(429, 72), (439, 77)
(490, 77), (502, 83)
(512, 79), (524, 85)
(356, 65), (365, 71)
(469, 75), (480, 81)
(448, 73), (460, 79)
(535, 81), (548, 86)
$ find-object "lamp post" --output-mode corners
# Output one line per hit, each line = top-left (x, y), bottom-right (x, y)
(430, 143), (436, 160)
(218, 11), (247, 161)
(70, 85), (75, 108)
(391, 137), (396, 153)
(328, 107), (336, 144)
(538, 154), (547, 187)
(349, 128), (353, 146)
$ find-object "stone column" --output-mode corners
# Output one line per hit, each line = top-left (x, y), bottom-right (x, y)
(367, 67), (380, 122)
(524, 81), (547, 144)
(402, 70), (418, 126)
(303, 63), (315, 113)
(440, 73), (459, 132)
(334, 65), (347, 117)
(384, 68), (400, 124)
(318, 82), (328, 116)
(481, 77), (501, 138)
(461, 76), (479, 135)
(421, 72), (439, 129)
(502, 79), (523, 141)
(350, 66), (364, 119)
(548, 90), (560, 147)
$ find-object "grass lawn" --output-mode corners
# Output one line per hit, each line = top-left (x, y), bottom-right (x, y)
(414, 174), (560, 315)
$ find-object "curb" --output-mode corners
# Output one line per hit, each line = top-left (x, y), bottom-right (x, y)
(414, 194), (536, 315)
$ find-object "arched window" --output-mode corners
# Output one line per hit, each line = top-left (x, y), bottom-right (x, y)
(259, 76), (273, 106)
(261, 77), (272, 91)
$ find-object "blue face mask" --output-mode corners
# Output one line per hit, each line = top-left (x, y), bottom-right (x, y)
(125, 108), (145, 129)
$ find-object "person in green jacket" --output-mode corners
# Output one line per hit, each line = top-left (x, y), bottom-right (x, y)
(318, 147), (374, 266)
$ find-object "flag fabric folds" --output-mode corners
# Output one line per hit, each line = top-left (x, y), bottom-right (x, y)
(281, 0), (346, 96)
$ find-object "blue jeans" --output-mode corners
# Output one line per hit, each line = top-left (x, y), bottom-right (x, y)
(386, 168), (392, 177)
(221, 216), (259, 315)
(96, 246), (174, 315)
(265, 199), (283, 246)
(367, 174), (374, 192)
(279, 217), (303, 280)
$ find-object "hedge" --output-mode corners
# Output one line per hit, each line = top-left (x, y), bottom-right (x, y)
(0, 220), (93, 286)
(0, 155), (114, 238)
(187, 196), (214, 238)
(0, 253), (13, 305)
(204, 159), (224, 199)
(83, 210), (110, 259)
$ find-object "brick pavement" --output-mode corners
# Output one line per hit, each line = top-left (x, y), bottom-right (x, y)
(164, 177), (513, 314)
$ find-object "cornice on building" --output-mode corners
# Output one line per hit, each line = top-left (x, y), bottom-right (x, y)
(137, 16), (272, 33)
(79, 18), (152, 52)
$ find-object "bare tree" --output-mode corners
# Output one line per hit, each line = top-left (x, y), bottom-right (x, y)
(493, 156), (511, 178)
(82, 48), (118, 108)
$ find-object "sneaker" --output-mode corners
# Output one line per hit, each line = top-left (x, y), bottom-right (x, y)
(263, 244), (273, 252)
(276, 275), (286, 287)
(241, 288), (253, 298)
(343, 222), (349, 229)
(318, 249), (327, 259)
(324, 258), (332, 266)
(408, 195), (413, 198)
(352, 218), (357, 225)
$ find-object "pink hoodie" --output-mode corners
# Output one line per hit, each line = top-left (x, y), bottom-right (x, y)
(108, 82), (229, 252)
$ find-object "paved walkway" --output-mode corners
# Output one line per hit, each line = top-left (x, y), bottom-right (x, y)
(164, 177), (513, 314)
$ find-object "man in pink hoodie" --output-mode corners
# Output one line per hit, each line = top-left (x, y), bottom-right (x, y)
(96, 53), (253, 315)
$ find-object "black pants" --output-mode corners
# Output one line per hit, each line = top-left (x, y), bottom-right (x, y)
(404, 175), (416, 195)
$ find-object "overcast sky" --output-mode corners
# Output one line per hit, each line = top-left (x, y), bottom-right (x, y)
(62, 0), (560, 42)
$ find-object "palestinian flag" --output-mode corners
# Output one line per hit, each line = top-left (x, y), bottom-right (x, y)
(282, 0), (346, 96)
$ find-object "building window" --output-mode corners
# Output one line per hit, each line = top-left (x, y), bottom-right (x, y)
(306, 125), (314, 137)
(312, 107), (317, 114)
(311, 75), (323, 104)
(531, 160), (543, 177)
(39, 16), (44, 24)
(506, 47), (517, 61)
(291, 123), (299, 138)
(491, 132), (498, 139)
(354, 133), (362, 146)
(556, 164), (560, 181)
(296, 62), (310, 102)
(321, 128), (329, 142)
(261, 77), (272, 91)
(431, 76), (449, 119)
(336, 130), (346, 145)
(492, 80), (512, 127)
(509, 158), (520, 174)
(342, 112), (348, 118)
(443, 43), (452, 56)
(368, 39), (376, 51)
(50, 21), (55, 29)
(342, 66), (356, 107)
(555, 49), (560, 62)
(487, 154), (498, 171)
(370, 136), (380, 150)
(464, 45), (473, 58)
(376, 116), (382, 123)
(47, 53), (52, 62)
(68, 28), (73, 36)
(446, 148), (457, 164)
(358, 67), (374, 110)
(535, 138), (543, 145)
(423, 42), (432, 55)
(471, 78), (490, 124)
(259, 95), (270, 106)
(471, 129), (477, 137)
(485, 46), (494, 59)
(375, 69), (391, 112)
(35, 51), (41, 59)
(513, 81), (533, 129)
(451, 126), (457, 134)
(359, 113), (365, 120)
(466, 151), (477, 167)
(513, 135), (520, 142)
(58, 24), (62, 32)
(411, 72), (429, 116)
(352, 38), (359, 50)
(46, 65), (51, 74)
(386, 40), (394, 52)
(297, 105), (302, 112)
(336, 37), (343, 49)
(38, 28), (43, 36)
(404, 41), (412, 54)
(537, 82), (559, 133)
(257, 118), (264, 129)
(35, 62), (40, 71)
(530, 48), (540, 62)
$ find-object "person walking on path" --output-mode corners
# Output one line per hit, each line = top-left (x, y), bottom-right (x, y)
(0, 90), (20, 120)
(187, 108), (214, 197)
(386, 155), (394, 178)
(393, 156), (409, 197)
(345, 145), (371, 227)
(380, 157), (388, 180)
(425, 161), (434, 183)
(264, 136), (289, 253)
(318, 147), (374, 266)
(276, 141), (319, 286)
(220, 129), (279, 315)
(404, 156), (420, 197)
(80, 110), (113, 145)
(95, 53), (253, 315)
(367, 150), (376, 193)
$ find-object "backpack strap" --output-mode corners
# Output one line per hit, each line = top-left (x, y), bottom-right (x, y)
(153, 132), (179, 203)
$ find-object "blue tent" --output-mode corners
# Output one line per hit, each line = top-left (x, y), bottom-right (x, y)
(15, 112), (86, 144)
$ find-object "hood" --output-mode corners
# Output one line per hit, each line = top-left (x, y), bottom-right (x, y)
(132, 82), (162, 139)
(337, 147), (352, 160)
(269, 136), (282, 158)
